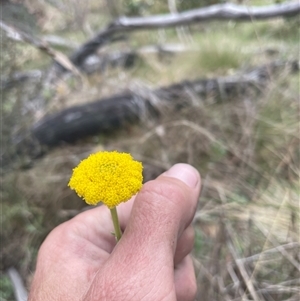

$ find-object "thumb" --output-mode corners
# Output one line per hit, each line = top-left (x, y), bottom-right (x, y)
(85, 164), (201, 301)
(115, 163), (201, 263)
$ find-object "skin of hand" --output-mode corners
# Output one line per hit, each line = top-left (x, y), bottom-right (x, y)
(28, 163), (201, 301)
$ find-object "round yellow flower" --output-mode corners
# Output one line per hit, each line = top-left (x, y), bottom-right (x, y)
(68, 151), (143, 208)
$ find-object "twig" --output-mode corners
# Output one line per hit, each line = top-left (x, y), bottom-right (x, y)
(255, 222), (300, 272)
(0, 21), (82, 78)
(227, 263), (244, 297)
(237, 242), (300, 264)
(225, 223), (263, 301)
(42, 35), (79, 49)
(256, 285), (300, 294)
(7, 267), (28, 301)
(261, 278), (300, 287)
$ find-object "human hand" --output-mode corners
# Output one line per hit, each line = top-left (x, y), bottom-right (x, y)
(28, 163), (201, 301)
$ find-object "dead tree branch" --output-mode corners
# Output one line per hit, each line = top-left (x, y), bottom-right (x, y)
(68, 2), (300, 70)
(0, 21), (81, 77)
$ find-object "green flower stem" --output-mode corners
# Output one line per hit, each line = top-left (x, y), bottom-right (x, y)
(110, 207), (122, 242)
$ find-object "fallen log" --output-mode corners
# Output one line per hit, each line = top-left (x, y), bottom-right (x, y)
(31, 93), (141, 146)
(28, 60), (298, 147)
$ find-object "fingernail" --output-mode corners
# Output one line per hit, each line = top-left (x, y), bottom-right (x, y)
(164, 164), (199, 188)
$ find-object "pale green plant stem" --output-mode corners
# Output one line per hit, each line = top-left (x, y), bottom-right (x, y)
(110, 207), (122, 242)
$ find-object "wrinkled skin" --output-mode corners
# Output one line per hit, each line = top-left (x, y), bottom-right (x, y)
(29, 164), (201, 301)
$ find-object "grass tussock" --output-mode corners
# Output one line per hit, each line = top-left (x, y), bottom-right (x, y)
(1, 0), (299, 300)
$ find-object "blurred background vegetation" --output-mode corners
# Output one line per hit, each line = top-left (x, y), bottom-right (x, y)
(1, 0), (299, 300)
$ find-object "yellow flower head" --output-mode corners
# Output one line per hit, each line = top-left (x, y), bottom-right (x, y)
(68, 151), (143, 208)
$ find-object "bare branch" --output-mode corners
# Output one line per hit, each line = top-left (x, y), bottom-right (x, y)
(69, 1), (300, 69)
(0, 21), (82, 77)
(42, 35), (79, 50)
